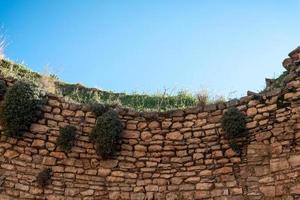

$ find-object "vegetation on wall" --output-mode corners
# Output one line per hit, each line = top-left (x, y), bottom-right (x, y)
(36, 168), (52, 188)
(90, 110), (123, 159)
(56, 125), (77, 152)
(221, 107), (247, 154)
(0, 81), (39, 137)
(0, 59), (227, 112)
(89, 103), (110, 117)
(0, 80), (6, 98)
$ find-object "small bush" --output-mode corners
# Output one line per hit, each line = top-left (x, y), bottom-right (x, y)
(222, 107), (247, 154)
(37, 168), (51, 188)
(56, 125), (77, 152)
(0, 80), (6, 98)
(221, 107), (247, 139)
(90, 110), (122, 159)
(0, 81), (38, 137)
(89, 103), (109, 117)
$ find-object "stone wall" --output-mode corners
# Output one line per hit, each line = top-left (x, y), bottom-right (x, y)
(0, 48), (300, 200)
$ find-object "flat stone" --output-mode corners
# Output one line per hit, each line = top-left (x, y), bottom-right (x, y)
(30, 124), (49, 133)
(166, 131), (183, 141)
(32, 139), (45, 148)
(259, 186), (275, 197)
(270, 158), (289, 172)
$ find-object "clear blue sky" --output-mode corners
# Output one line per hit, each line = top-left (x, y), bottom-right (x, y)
(0, 1), (299, 98)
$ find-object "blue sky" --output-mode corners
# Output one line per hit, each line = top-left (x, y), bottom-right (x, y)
(0, 1), (299, 98)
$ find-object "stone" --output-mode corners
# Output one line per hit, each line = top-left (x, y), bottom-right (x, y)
(31, 139), (45, 148)
(196, 183), (213, 190)
(247, 107), (257, 116)
(289, 155), (300, 168)
(65, 188), (80, 196)
(270, 158), (289, 172)
(42, 156), (57, 165)
(162, 121), (172, 129)
(166, 131), (183, 141)
(148, 145), (162, 152)
(195, 191), (210, 199)
(123, 130), (139, 139)
(75, 110), (85, 117)
(50, 152), (66, 159)
(80, 189), (94, 196)
(291, 183), (300, 194)
(62, 110), (75, 117)
(4, 150), (19, 159)
(30, 124), (49, 133)
(148, 121), (160, 130)
(48, 99), (60, 107)
(260, 186), (275, 197)
(137, 122), (147, 130)
(214, 167), (232, 175)
(141, 131), (152, 140)
(98, 168), (111, 176)
(99, 160), (118, 168)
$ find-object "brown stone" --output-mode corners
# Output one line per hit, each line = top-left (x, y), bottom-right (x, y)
(196, 183), (213, 190)
(289, 155), (300, 168)
(260, 186), (275, 197)
(166, 131), (183, 141)
(270, 158), (289, 172)
(137, 122), (147, 130)
(42, 156), (57, 165)
(4, 150), (19, 159)
(62, 110), (75, 117)
(195, 191), (210, 199)
(30, 124), (49, 133)
(141, 131), (152, 140)
(291, 183), (300, 194)
(123, 130), (139, 139)
(50, 151), (66, 159)
(100, 160), (118, 168)
(148, 121), (160, 130)
(247, 107), (257, 116)
(214, 167), (232, 175)
(162, 121), (172, 129)
(65, 188), (80, 196)
(32, 139), (45, 148)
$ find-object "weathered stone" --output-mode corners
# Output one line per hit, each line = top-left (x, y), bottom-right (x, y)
(62, 110), (75, 117)
(166, 131), (183, 141)
(42, 156), (57, 165)
(270, 158), (289, 172)
(30, 124), (49, 133)
(196, 183), (213, 190)
(123, 130), (139, 139)
(247, 107), (257, 116)
(260, 186), (275, 197)
(148, 121), (160, 130)
(289, 155), (300, 168)
(32, 139), (45, 148)
(4, 150), (19, 159)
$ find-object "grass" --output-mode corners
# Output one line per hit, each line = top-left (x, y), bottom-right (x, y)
(0, 58), (230, 111)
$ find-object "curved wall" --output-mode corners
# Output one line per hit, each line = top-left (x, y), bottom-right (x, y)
(0, 48), (300, 199)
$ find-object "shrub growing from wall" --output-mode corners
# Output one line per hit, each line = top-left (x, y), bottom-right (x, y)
(0, 81), (38, 137)
(90, 110), (122, 159)
(36, 168), (51, 188)
(221, 107), (247, 153)
(0, 80), (7, 98)
(56, 125), (77, 152)
(89, 103), (109, 117)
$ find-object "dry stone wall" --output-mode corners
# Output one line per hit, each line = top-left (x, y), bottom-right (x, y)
(0, 48), (300, 199)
